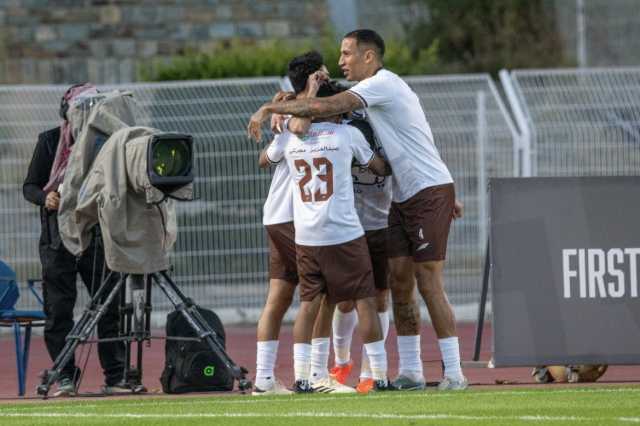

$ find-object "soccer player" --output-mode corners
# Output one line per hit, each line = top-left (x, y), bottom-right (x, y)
(299, 115), (391, 393)
(329, 116), (392, 394)
(264, 80), (393, 393)
(252, 51), (328, 395)
(247, 29), (467, 391)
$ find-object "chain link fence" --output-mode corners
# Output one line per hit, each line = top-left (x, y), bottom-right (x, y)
(0, 75), (517, 320)
(509, 67), (640, 177)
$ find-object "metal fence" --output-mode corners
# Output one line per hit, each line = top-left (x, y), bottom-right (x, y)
(502, 67), (640, 177)
(0, 79), (282, 316)
(0, 75), (517, 319)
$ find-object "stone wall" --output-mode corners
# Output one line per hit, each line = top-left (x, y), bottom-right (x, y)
(0, 0), (330, 84)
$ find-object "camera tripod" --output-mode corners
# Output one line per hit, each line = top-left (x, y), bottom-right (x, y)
(37, 269), (252, 398)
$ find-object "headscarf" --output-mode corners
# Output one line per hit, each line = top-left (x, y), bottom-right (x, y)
(43, 83), (98, 193)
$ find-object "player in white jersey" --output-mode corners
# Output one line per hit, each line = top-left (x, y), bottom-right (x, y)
(266, 81), (393, 393)
(300, 116), (392, 392)
(248, 29), (467, 391)
(253, 51), (328, 396)
(327, 116), (393, 394)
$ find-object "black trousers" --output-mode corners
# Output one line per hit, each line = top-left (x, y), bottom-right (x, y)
(39, 225), (125, 386)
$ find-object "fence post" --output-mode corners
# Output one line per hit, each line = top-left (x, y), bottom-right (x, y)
(499, 69), (532, 177)
(476, 90), (488, 255)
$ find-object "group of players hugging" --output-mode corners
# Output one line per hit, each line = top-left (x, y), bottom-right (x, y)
(247, 29), (467, 395)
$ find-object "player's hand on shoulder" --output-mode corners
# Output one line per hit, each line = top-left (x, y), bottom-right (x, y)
(271, 114), (286, 134)
(269, 91), (295, 134)
(271, 90), (296, 103)
(304, 70), (329, 98)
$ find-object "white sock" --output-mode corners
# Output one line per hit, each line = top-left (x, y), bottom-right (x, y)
(255, 340), (279, 389)
(360, 310), (389, 380)
(379, 310), (390, 341)
(439, 336), (464, 381)
(293, 343), (312, 382)
(310, 337), (330, 383)
(364, 340), (387, 381)
(397, 335), (424, 382)
(359, 346), (371, 379)
(332, 308), (358, 365)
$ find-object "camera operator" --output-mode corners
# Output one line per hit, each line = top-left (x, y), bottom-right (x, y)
(22, 83), (127, 397)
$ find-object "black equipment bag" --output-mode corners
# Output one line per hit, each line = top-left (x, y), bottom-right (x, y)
(160, 307), (234, 393)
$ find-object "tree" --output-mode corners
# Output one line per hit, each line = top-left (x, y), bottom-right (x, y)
(408, 0), (570, 75)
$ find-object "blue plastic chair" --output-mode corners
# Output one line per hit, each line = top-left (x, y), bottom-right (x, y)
(0, 260), (46, 396)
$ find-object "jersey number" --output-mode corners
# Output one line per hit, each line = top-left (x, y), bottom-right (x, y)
(294, 158), (334, 202)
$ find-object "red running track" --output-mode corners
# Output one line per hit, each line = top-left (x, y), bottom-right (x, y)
(1, 322), (639, 400)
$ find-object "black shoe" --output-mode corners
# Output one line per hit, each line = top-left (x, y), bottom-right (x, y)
(102, 380), (146, 395)
(293, 379), (313, 393)
(372, 379), (396, 392)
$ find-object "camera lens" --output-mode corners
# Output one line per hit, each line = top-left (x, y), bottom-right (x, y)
(152, 139), (191, 177)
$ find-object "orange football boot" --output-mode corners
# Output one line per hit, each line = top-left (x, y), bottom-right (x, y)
(356, 378), (374, 394)
(329, 361), (353, 384)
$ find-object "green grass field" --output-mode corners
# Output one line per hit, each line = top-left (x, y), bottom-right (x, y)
(2, 386), (639, 425)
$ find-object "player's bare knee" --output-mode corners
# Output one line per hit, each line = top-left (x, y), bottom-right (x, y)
(356, 296), (377, 313)
(416, 262), (445, 295)
(264, 297), (291, 318)
(337, 300), (355, 313)
(391, 280), (415, 304)
(389, 256), (414, 281)
(416, 260), (444, 276)
(390, 267), (410, 283)
(375, 290), (389, 312)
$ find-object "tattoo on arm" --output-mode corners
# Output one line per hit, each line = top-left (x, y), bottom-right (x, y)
(266, 91), (364, 118)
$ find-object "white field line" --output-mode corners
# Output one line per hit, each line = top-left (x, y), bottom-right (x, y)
(0, 404), (99, 411)
(1, 411), (639, 423)
(2, 386), (639, 411)
(73, 386), (640, 408)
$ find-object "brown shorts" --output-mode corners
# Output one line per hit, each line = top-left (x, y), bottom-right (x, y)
(387, 183), (455, 262)
(296, 236), (377, 304)
(365, 228), (389, 291)
(265, 222), (298, 284)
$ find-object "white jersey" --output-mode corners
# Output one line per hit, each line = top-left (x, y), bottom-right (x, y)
(353, 163), (391, 231)
(267, 121), (374, 246)
(262, 153), (293, 225)
(346, 117), (392, 231)
(349, 69), (453, 203)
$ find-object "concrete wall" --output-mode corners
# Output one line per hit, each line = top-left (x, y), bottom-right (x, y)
(0, 0), (330, 84)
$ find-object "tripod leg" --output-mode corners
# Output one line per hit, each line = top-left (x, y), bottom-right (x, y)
(153, 272), (252, 392)
(137, 275), (152, 377)
(37, 272), (125, 397)
(120, 274), (146, 393)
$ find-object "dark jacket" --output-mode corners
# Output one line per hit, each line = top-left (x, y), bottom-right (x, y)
(23, 127), (63, 249)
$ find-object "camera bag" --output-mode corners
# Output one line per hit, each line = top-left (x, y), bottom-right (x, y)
(160, 307), (234, 393)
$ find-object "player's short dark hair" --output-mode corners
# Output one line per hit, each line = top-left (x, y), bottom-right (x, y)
(316, 80), (347, 98)
(343, 29), (385, 58)
(287, 50), (324, 94)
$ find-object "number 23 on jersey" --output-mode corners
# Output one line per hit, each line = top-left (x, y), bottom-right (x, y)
(294, 157), (334, 202)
